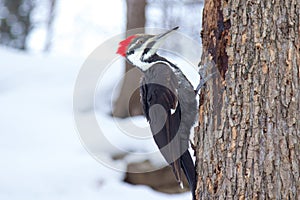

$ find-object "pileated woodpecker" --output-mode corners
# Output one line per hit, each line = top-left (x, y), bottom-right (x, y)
(117, 27), (200, 200)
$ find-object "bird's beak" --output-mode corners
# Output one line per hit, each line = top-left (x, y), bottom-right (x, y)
(155, 26), (179, 41)
(153, 26), (179, 46)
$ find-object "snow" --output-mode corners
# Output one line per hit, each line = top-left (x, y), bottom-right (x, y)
(0, 47), (191, 200)
(29, 0), (126, 57)
(0, 0), (206, 199)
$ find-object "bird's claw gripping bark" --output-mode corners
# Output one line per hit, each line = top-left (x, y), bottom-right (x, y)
(195, 63), (217, 94)
(190, 139), (196, 151)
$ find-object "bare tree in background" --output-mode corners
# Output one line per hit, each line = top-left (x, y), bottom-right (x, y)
(0, 0), (57, 52)
(113, 0), (146, 118)
(44, 0), (56, 52)
(0, 0), (35, 50)
(195, 0), (299, 199)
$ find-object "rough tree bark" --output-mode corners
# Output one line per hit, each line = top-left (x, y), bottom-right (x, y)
(112, 0), (145, 118)
(195, 0), (299, 199)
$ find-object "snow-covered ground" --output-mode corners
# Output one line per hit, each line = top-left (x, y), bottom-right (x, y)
(0, 0), (205, 198)
(0, 48), (192, 200)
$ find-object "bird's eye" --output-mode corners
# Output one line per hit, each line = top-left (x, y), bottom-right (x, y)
(128, 49), (134, 55)
(138, 40), (143, 44)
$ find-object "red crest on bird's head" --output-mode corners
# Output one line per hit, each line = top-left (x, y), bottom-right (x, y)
(116, 35), (137, 57)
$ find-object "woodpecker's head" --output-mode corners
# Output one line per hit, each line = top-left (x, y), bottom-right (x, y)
(117, 26), (179, 71)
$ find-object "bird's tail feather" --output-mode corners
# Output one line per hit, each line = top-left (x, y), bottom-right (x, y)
(180, 150), (196, 200)
(171, 159), (182, 185)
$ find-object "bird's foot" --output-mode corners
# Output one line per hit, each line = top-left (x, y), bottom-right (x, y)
(195, 72), (216, 94)
(195, 63), (217, 94)
(190, 139), (196, 151)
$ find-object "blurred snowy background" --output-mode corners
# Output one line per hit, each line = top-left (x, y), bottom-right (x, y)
(0, 0), (203, 199)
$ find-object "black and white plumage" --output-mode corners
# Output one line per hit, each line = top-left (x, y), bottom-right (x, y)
(117, 27), (198, 200)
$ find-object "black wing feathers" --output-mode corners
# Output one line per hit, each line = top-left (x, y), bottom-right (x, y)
(140, 63), (182, 184)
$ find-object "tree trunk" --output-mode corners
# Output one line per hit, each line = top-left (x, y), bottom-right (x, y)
(195, 0), (300, 199)
(112, 0), (146, 118)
